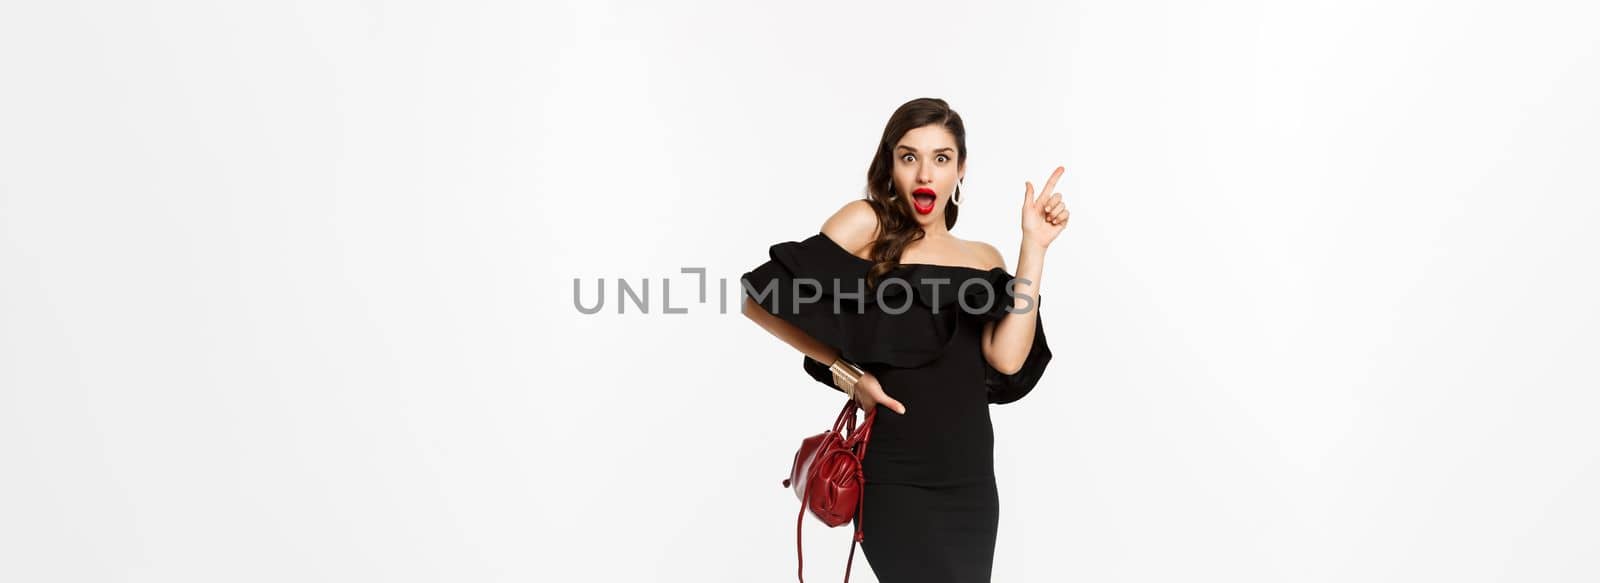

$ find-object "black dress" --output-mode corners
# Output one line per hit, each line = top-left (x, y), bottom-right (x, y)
(742, 232), (1053, 583)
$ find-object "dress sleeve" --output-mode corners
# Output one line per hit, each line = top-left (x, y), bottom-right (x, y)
(981, 294), (1053, 405)
(803, 356), (847, 394)
(741, 232), (960, 393)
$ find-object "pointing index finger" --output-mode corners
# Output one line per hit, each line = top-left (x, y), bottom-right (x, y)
(1039, 166), (1064, 207)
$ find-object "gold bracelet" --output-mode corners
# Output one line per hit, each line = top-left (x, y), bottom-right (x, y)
(828, 357), (865, 399)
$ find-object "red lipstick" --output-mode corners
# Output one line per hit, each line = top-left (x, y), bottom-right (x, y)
(912, 187), (937, 215)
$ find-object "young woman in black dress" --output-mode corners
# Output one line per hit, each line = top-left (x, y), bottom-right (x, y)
(742, 97), (1068, 582)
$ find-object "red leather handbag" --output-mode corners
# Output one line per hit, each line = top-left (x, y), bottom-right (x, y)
(781, 398), (877, 582)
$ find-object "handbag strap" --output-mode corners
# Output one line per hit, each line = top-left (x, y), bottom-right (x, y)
(793, 402), (877, 583)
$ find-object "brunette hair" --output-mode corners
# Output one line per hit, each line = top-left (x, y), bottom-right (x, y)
(860, 97), (967, 287)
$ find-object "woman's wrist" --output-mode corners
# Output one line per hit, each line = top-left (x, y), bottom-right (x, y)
(829, 357), (865, 398)
(1020, 240), (1049, 259)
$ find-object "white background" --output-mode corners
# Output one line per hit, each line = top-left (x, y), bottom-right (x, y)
(3, 1), (1597, 581)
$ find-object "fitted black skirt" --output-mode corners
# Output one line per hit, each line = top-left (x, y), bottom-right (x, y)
(851, 477), (1001, 582)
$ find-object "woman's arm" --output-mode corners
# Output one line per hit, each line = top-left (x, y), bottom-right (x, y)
(740, 200), (907, 414)
(742, 294), (842, 372)
(980, 241), (1046, 375)
(743, 293), (905, 414)
(982, 166), (1070, 375)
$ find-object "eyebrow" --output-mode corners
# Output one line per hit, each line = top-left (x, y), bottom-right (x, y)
(895, 145), (956, 154)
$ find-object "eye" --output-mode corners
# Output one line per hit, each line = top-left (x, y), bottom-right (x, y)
(900, 154), (914, 163)
(937, 154), (950, 163)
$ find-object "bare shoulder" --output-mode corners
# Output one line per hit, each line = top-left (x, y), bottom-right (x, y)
(820, 199), (879, 257)
(965, 239), (1007, 271)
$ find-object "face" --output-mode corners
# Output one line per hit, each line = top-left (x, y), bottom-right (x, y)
(889, 124), (964, 225)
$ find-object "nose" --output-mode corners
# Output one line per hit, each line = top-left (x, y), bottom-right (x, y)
(917, 162), (933, 184)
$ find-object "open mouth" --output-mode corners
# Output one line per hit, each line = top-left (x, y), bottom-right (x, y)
(912, 188), (937, 214)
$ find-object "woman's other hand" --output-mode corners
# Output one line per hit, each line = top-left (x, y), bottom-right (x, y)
(852, 372), (906, 415)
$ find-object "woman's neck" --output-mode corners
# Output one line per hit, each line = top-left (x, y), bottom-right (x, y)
(920, 222), (953, 239)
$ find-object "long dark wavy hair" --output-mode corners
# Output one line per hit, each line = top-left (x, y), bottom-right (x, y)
(861, 97), (967, 288)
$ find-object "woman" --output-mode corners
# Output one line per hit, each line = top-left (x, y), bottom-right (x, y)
(741, 97), (1069, 582)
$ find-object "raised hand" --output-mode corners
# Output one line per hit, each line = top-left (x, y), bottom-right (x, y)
(1021, 166), (1070, 250)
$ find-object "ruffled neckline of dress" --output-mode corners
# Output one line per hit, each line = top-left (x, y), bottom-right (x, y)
(742, 232), (1033, 369)
(766, 232), (1021, 322)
